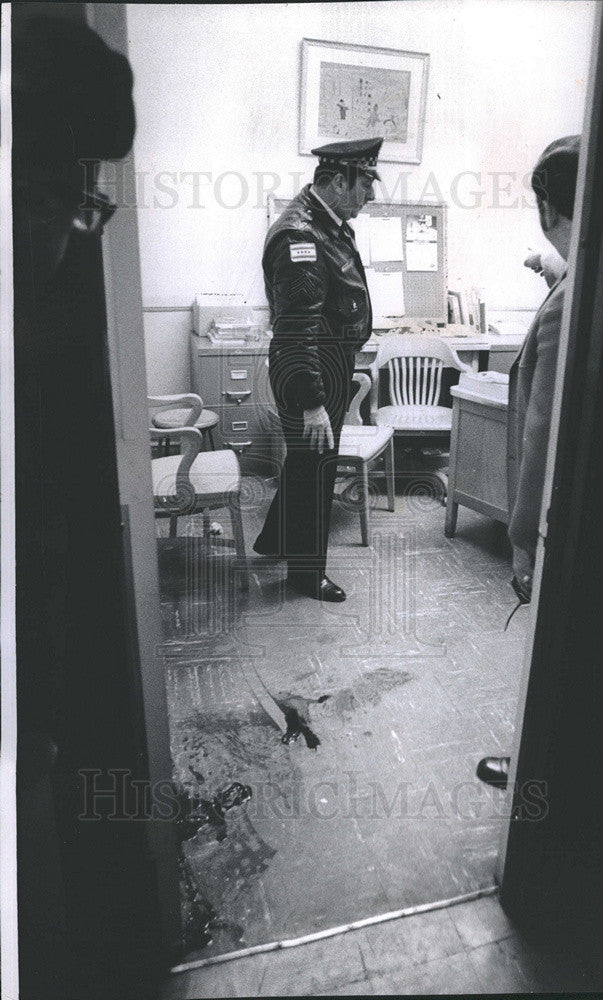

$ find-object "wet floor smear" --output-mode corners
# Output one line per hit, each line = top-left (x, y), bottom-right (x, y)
(176, 781), (253, 844)
(176, 778), (254, 953)
(276, 693), (330, 750)
(179, 853), (244, 953)
(168, 670), (416, 958)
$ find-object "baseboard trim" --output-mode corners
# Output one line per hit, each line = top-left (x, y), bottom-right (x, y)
(169, 884), (499, 975)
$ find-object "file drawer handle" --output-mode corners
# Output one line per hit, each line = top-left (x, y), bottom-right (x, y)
(225, 440), (253, 453)
(223, 389), (252, 404)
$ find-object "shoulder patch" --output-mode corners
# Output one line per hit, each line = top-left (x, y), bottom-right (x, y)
(289, 242), (317, 263)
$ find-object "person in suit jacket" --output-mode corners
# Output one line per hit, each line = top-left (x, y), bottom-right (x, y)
(478, 134), (580, 791)
(508, 135), (579, 594)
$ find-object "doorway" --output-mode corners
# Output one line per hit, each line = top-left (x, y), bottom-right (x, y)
(95, 0), (599, 972)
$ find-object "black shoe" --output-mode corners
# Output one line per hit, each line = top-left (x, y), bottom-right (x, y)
(253, 536), (285, 558)
(476, 756), (510, 790)
(286, 575), (346, 602)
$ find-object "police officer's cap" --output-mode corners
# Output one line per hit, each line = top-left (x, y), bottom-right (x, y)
(311, 137), (383, 181)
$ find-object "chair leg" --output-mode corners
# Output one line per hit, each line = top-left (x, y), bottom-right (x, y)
(169, 515), (178, 538)
(230, 502), (249, 590)
(385, 439), (395, 512)
(206, 428), (215, 451)
(163, 436), (170, 457)
(359, 463), (370, 547)
(434, 469), (448, 505)
(445, 497), (459, 537)
(202, 509), (211, 537)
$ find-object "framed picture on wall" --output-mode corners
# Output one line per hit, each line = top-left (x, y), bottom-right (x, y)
(300, 38), (429, 164)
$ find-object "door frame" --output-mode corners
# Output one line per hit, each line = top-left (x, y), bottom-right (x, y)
(86, 1), (181, 954)
(496, 1), (603, 918)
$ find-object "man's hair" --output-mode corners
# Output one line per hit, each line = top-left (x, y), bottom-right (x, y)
(531, 135), (580, 221)
(12, 15), (135, 174)
(313, 164), (362, 188)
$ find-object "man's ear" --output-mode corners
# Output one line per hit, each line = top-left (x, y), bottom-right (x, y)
(332, 172), (347, 196)
(538, 199), (560, 234)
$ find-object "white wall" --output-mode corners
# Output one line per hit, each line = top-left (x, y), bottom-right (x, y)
(126, 1), (596, 392)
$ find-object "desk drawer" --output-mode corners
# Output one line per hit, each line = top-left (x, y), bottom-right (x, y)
(213, 403), (273, 442)
(192, 352), (271, 405)
(487, 348), (516, 375)
(212, 407), (275, 474)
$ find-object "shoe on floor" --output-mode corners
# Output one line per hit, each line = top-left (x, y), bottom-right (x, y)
(476, 756), (510, 790)
(286, 575), (346, 602)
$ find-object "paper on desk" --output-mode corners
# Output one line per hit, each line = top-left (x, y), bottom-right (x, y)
(351, 213), (372, 264)
(369, 216), (404, 263)
(475, 370), (509, 383)
(366, 268), (405, 322)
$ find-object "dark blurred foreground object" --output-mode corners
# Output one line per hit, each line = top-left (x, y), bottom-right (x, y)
(13, 11), (176, 1000)
(12, 13), (135, 293)
(12, 13), (134, 169)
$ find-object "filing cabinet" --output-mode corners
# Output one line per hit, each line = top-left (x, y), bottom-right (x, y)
(190, 334), (277, 473)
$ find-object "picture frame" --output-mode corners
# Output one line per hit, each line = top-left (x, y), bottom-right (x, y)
(300, 38), (429, 165)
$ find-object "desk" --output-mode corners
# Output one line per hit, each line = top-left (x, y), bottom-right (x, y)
(356, 328), (493, 373)
(445, 376), (509, 537)
(190, 330), (523, 473)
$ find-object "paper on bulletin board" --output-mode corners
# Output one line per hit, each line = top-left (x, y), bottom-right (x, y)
(405, 214), (438, 271)
(369, 216), (404, 263)
(366, 267), (405, 322)
(351, 213), (372, 264)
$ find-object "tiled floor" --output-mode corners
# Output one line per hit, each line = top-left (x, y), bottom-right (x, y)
(161, 891), (598, 997)
(158, 462), (532, 965)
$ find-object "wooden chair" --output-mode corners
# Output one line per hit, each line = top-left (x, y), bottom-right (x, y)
(151, 426), (249, 589)
(337, 373), (395, 546)
(370, 335), (471, 497)
(149, 393), (218, 456)
(371, 335), (471, 433)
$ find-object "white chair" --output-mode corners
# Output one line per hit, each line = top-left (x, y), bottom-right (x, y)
(150, 393), (218, 455)
(151, 426), (249, 589)
(370, 335), (471, 435)
(337, 373), (395, 546)
(369, 335), (471, 499)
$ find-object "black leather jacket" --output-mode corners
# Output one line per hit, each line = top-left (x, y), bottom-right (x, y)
(264, 184), (372, 415)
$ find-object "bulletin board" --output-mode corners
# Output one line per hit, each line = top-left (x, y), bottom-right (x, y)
(267, 197), (448, 324)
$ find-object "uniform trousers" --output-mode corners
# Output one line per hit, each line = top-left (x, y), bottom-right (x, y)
(256, 393), (347, 585)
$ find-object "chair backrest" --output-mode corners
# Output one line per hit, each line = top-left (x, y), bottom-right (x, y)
(344, 373), (371, 426)
(148, 393), (203, 425)
(376, 334), (471, 408)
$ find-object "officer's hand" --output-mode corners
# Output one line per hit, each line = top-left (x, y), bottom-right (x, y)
(303, 406), (334, 454)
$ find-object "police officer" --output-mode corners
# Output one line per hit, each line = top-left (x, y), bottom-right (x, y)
(254, 138), (383, 601)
